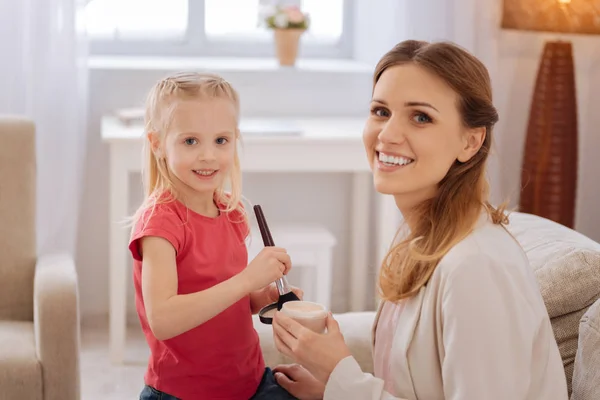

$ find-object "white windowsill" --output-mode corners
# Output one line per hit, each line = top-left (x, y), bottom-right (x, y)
(87, 56), (374, 74)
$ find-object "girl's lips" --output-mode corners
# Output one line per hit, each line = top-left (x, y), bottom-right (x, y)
(193, 169), (218, 180)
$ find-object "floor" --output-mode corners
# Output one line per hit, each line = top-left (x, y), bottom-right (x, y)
(81, 322), (149, 399)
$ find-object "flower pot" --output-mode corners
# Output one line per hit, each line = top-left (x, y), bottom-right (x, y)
(273, 28), (305, 66)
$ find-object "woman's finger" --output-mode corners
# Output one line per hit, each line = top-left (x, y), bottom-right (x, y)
(272, 364), (296, 375)
(273, 328), (294, 359)
(274, 371), (296, 392)
(326, 312), (340, 333)
(273, 316), (299, 351)
(274, 311), (304, 339)
(292, 287), (304, 299)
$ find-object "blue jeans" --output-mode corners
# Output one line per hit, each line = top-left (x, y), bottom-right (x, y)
(139, 368), (297, 400)
(250, 367), (297, 400)
(139, 385), (179, 400)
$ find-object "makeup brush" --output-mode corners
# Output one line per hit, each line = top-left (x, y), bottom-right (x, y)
(253, 205), (300, 310)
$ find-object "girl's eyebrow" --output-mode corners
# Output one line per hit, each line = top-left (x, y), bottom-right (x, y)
(176, 131), (234, 137)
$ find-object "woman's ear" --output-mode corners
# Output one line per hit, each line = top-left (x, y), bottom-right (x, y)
(457, 127), (486, 163)
(147, 132), (164, 158)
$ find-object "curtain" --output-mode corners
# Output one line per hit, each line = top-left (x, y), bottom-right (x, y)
(0, 0), (88, 256)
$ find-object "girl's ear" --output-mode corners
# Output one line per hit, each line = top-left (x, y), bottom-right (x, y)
(457, 126), (485, 163)
(147, 132), (164, 158)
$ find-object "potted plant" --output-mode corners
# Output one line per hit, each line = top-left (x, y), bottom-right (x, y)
(262, 5), (310, 66)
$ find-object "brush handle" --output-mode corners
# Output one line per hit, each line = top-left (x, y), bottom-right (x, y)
(253, 204), (294, 295)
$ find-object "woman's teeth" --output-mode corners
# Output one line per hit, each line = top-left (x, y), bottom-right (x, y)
(378, 152), (414, 166)
(194, 170), (216, 176)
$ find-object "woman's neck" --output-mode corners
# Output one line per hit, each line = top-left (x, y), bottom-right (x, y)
(394, 199), (419, 232)
(393, 189), (437, 232)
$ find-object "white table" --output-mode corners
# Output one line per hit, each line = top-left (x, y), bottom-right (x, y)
(102, 116), (400, 364)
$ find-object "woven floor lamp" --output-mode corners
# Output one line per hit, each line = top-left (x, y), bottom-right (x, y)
(501, 0), (600, 229)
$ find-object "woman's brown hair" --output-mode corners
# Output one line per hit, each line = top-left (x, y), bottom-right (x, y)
(376, 40), (507, 302)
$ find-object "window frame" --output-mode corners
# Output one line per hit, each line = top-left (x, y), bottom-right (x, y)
(87, 0), (355, 59)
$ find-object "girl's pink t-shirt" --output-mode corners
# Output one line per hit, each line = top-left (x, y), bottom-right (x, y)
(129, 199), (264, 400)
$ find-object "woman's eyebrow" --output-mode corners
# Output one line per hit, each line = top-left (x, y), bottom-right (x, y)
(404, 101), (439, 113)
(371, 98), (439, 113)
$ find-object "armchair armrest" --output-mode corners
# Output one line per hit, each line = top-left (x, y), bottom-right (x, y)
(33, 253), (80, 400)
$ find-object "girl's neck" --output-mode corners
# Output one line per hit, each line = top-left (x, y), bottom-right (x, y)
(177, 189), (220, 218)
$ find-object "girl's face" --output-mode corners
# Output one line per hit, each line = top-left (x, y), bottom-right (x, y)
(362, 63), (483, 213)
(152, 97), (238, 205)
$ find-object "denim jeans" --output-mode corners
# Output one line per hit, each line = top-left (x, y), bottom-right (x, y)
(139, 368), (297, 400)
(139, 385), (180, 400)
(250, 367), (297, 400)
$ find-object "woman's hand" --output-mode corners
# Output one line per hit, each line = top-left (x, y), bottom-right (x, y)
(250, 284), (304, 314)
(272, 364), (325, 400)
(272, 311), (352, 384)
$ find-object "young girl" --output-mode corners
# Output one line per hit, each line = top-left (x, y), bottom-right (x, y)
(271, 40), (568, 399)
(128, 72), (300, 400)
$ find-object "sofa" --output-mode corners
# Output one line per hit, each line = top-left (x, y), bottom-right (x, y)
(255, 211), (600, 399)
(0, 116), (80, 400)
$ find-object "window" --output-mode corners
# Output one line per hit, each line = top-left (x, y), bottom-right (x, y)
(83, 0), (352, 58)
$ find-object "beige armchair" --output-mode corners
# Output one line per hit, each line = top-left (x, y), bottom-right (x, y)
(0, 116), (80, 400)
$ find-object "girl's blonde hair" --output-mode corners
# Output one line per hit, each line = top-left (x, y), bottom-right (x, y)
(131, 71), (246, 227)
(376, 40), (508, 303)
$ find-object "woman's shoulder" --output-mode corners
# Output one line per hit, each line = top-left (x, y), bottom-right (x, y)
(434, 213), (529, 283)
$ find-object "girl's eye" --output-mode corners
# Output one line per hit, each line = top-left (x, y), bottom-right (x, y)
(184, 138), (198, 145)
(412, 112), (432, 124)
(216, 137), (228, 145)
(371, 107), (390, 118)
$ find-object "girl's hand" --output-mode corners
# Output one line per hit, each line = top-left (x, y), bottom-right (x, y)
(250, 284), (304, 313)
(242, 247), (291, 293)
(272, 364), (325, 400)
(272, 311), (352, 384)
(250, 283), (304, 314)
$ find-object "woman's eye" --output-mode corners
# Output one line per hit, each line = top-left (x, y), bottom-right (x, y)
(412, 112), (432, 124)
(216, 137), (228, 145)
(371, 107), (390, 118)
(184, 138), (198, 145)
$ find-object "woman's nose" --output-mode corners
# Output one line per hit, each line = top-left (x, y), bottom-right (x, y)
(377, 119), (405, 145)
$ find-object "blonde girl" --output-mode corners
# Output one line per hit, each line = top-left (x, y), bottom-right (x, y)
(128, 72), (300, 400)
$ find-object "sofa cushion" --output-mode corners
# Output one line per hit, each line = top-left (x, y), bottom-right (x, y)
(506, 211), (600, 394)
(0, 320), (42, 400)
(254, 311), (376, 373)
(506, 212), (600, 317)
(571, 299), (600, 400)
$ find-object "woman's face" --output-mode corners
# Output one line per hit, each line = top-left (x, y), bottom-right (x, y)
(363, 63), (483, 212)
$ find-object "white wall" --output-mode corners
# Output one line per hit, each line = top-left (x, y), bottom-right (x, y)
(76, 3), (600, 323)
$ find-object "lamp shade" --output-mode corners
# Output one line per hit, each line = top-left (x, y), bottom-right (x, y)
(501, 0), (600, 34)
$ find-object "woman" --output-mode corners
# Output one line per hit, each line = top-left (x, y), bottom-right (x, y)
(270, 40), (569, 400)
